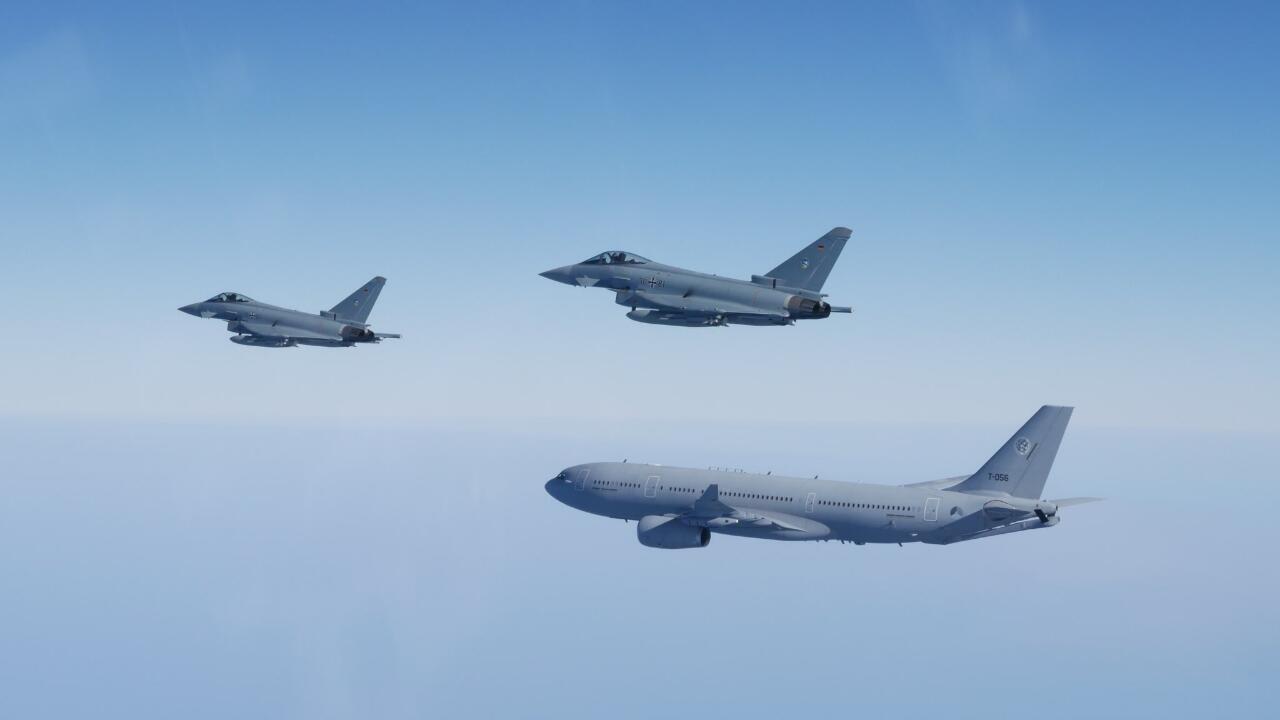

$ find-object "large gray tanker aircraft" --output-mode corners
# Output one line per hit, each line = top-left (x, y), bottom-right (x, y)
(179, 277), (400, 348)
(540, 227), (853, 326)
(546, 406), (1099, 548)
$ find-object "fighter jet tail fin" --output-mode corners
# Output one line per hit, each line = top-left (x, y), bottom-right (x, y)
(329, 276), (386, 325)
(764, 227), (851, 292)
(952, 406), (1074, 500)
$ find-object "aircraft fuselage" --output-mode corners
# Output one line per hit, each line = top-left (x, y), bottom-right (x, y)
(179, 300), (380, 347)
(545, 462), (1059, 545)
(546, 261), (839, 326)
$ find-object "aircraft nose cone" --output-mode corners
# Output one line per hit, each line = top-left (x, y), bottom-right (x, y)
(546, 473), (575, 503)
(539, 267), (574, 285)
(178, 304), (200, 316)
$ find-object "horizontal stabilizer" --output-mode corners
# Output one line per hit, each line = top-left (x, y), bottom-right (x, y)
(1049, 497), (1103, 507)
(903, 475), (969, 490)
(932, 516), (1057, 545)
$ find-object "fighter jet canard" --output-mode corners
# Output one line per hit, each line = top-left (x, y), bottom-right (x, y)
(540, 227), (853, 327)
(547, 406), (1101, 549)
(179, 276), (401, 348)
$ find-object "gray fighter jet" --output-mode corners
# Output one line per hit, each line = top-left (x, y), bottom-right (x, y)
(546, 406), (1100, 548)
(540, 227), (853, 326)
(179, 277), (400, 348)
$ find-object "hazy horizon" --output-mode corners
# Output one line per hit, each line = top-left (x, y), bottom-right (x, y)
(2, 417), (1276, 717)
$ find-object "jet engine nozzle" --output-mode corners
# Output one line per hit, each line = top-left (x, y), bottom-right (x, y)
(340, 325), (376, 341)
(786, 295), (832, 318)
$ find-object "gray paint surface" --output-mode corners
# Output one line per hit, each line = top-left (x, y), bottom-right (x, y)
(179, 277), (400, 348)
(547, 406), (1099, 548)
(540, 227), (853, 326)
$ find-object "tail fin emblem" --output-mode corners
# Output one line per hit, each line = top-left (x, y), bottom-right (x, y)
(1015, 437), (1032, 455)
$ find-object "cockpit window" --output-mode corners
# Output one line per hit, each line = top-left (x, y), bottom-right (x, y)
(207, 292), (254, 303)
(581, 251), (649, 265)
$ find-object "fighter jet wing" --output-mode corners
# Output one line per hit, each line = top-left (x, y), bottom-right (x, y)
(679, 484), (807, 532)
(637, 292), (788, 319)
(233, 321), (337, 342)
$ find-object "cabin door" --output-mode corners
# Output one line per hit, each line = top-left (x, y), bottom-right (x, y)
(643, 475), (660, 498)
(924, 497), (940, 522)
(574, 468), (590, 491)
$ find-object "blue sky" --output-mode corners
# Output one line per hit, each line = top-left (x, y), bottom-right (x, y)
(1, 2), (1278, 717)
(2, 0), (1280, 427)
(2, 0), (1277, 431)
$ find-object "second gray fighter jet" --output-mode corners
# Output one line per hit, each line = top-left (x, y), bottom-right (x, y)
(540, 227), (853, 326)
(179, 276), (400, 348)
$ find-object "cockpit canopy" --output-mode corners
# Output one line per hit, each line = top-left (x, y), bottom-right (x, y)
(207, 292), (254, 303)
(581, 251), (649, 266)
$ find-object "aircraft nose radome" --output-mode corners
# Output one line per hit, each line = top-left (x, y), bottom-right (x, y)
(539, 267), (574, 284)
(544, 478), (562, 499)
(178, 304), (200, 316)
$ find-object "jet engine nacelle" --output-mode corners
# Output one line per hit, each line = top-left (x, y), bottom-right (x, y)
(637, 515), (711, 549)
